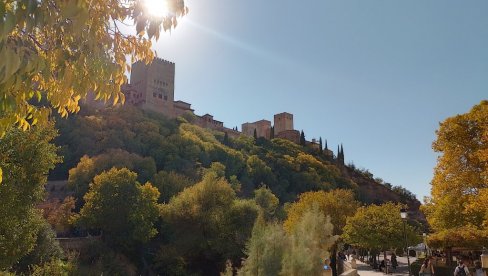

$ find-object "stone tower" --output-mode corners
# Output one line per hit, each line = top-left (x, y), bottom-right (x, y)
(274, 112), (294, 135)
(242, 120), (271, 139)
(129, 58), (175, 117)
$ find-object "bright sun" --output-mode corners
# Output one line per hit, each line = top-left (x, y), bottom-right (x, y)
(144, 0), (170, 18)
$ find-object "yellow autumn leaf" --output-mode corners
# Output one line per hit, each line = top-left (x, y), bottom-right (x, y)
(0, 0), (188, 134)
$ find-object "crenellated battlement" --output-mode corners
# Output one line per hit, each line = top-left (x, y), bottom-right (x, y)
(153, 57), (175, 65)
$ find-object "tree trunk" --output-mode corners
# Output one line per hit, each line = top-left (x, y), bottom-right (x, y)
(447, 247), (453, 266)
(331, 245), (338, 276)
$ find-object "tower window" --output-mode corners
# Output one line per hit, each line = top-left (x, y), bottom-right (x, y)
(164, 95), (168, 101)
(158, 94), (162, 99)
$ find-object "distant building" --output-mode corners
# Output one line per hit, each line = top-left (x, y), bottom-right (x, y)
(119, 58), (330, 149)
(242, 119), (271, 139)
(174, 100), (194, 117)
(307, 138), (321, 150)
(126, 58), (176, 117)
(122, 83), (142, 105)
(274, 112), (294, 134)
(275, 129), (300, 144)
(241, 112), (300, 144)
(121, 59), (239, 137)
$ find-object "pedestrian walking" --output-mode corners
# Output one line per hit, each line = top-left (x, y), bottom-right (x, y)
(419, 258), (435, 276)
(454, 260), (471, 276)
(474, 260), (486, 276)
(391, 253), (398, 271)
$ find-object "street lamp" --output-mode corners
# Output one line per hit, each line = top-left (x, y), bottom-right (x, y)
(400, 209), (412, 276)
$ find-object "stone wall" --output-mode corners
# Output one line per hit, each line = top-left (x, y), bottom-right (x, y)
(274, 112), (294, 134)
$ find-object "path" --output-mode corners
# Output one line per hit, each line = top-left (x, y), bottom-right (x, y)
(355, 256), (416, 276)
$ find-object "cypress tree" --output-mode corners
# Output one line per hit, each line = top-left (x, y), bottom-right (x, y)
(325, 140), (328, 150)
(253, 128), (258, 140)
(223, 132), (229, 145)
(300, 130), (306, 146)
(319, 137), (323, 154)
(340, 144), (345, 164)
(270, 126), (274, 139)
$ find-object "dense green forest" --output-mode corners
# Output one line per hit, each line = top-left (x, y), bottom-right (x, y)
(1, 104), (421, 275)
(52, 105), (357, 202)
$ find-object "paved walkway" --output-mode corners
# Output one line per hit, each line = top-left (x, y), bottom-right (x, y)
(355, 256), (416, 276)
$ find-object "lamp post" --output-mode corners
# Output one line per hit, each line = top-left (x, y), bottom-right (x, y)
(401, 209), (411, 276)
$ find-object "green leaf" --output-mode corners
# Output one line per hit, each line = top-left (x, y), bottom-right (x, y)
(2, 12), (16, 37)
(3, 47), (21, 82)
(62, 3), (83, 18)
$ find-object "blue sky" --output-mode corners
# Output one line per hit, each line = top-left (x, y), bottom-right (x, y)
(149, 0), (487, 201)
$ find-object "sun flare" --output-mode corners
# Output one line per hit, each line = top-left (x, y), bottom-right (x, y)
(144, 0), (170, 18)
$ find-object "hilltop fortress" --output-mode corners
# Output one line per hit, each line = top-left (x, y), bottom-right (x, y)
(121, 58), (332, 156)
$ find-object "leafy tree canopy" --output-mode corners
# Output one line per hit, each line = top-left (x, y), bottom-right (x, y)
(239, 207), (338, 276)
(422, 101), (488, 248)
(68, 148), (156, 202)
(284, 189), (359, 235)
(151, 170), (194, 203)
(159, 169), (259, 275)
(253, 185), (279, 222)
(427, 225), (488, 249)
(0, 0), (187, 136)
(342, 202), (420, 251)
(0, 124), (60, 269)
(238, 222), (286, 276)
(53, 106), (359, 203)
(77, 167), (161, 252)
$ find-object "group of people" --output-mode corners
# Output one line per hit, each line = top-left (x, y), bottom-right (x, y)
(377, 253), (399, 273)
(453, 259), (486, 276)
(419, 257), (486, 276)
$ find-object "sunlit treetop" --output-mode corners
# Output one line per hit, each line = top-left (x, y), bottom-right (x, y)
(0, 0), (188, 135)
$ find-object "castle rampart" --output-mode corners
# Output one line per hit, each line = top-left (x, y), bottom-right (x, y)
(119, 59), (330, 151)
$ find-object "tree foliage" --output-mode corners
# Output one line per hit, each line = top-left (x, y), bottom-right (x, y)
(342, 202), (420, 251)
(40, 196), (76, 234)
(42, 105), (420, 273)
(284, 189), (359, 235)
(15, 221), (63, 271)
(159, 170), (259, 275)
(0, 0), (188, 136)
(0, 124), (60, 269)
(281, 207), (337, 275)
(53, 106), (359, 203)
(238, 222), (287, 276)
(427, 225), (488, 249)
(239, 207), (338, 276)
(422, 101), (488, 248)
(68, 149), (156, 201)
(77, 167), (161, 251)
(151, 170), (194, 203)
(253, 186), (280, 222)
(53, 106), (178, 179)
